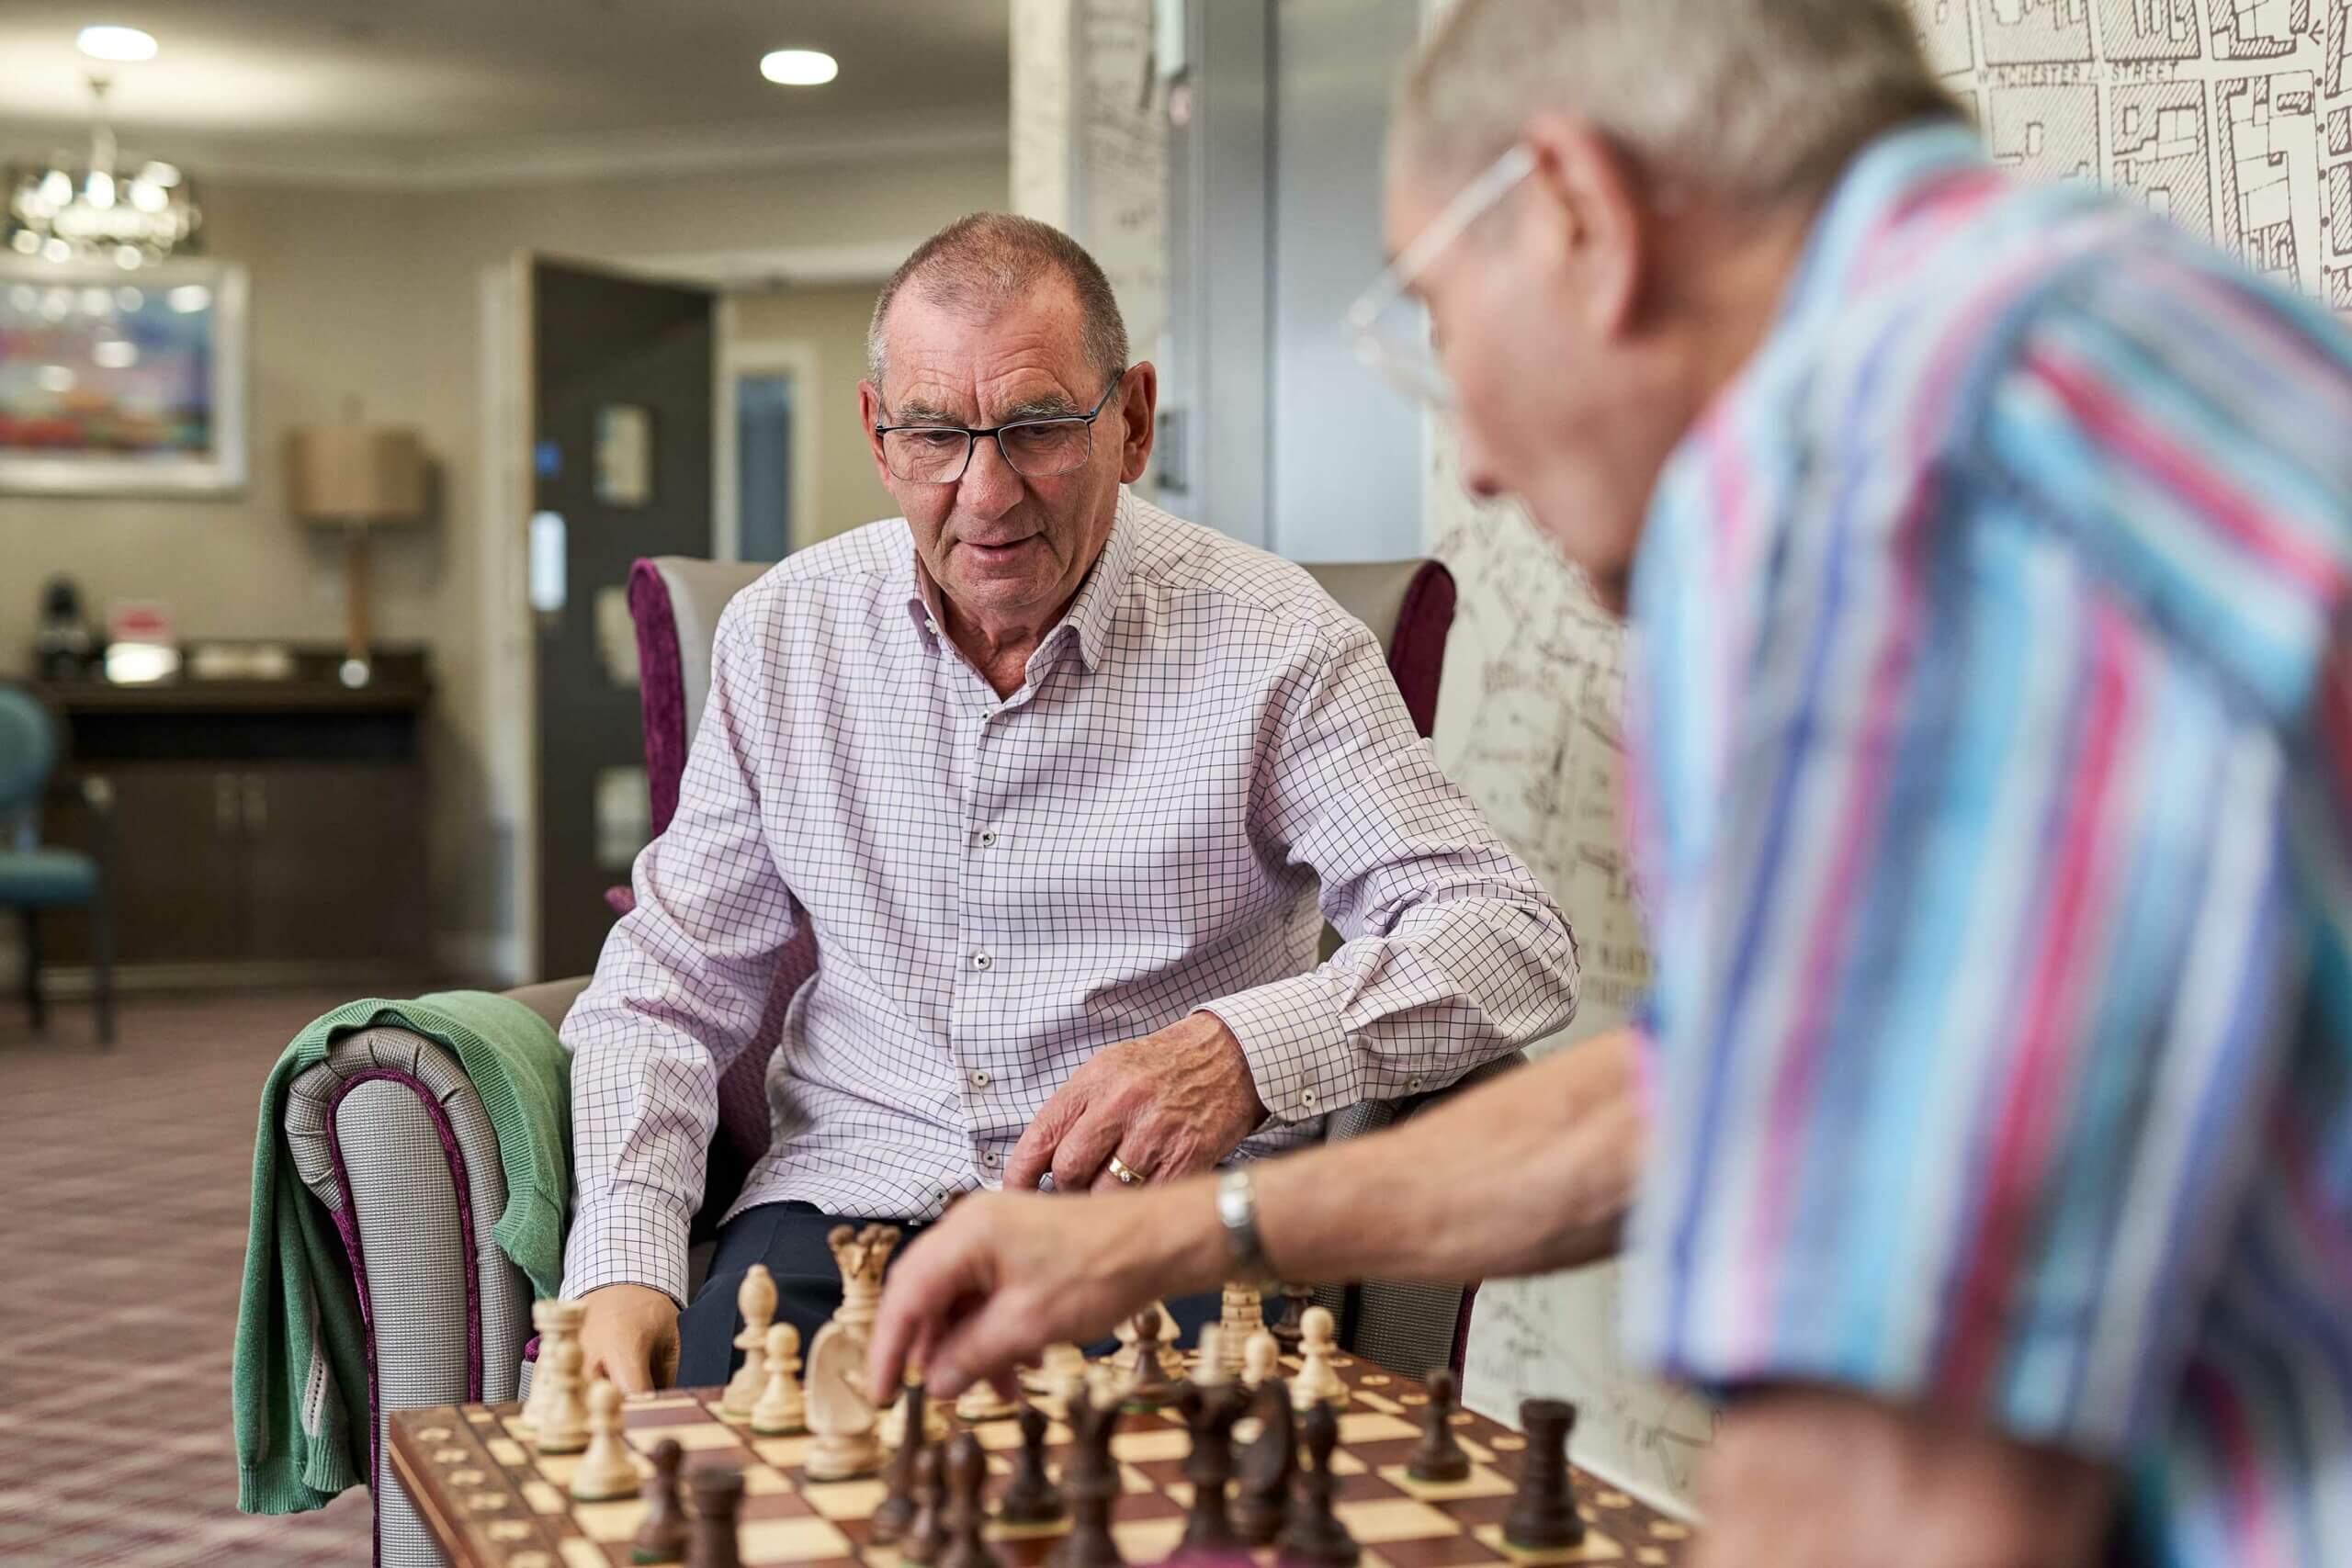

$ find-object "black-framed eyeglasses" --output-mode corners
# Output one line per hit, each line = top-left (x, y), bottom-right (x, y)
(874, 373), (1126, 484)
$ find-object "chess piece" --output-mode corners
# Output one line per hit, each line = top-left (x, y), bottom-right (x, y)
(1408, 1368), (1472, 1484)
(686, 1464), (747, 1568)
(1232, 1378), (1295, 1546)
(752, 1322), (806, 1435)
(537, 1336), (592, 1455)
(804, 1224), (900, 1480)
(1501, 1400), (1584, 1553)
(517, 1297), (561, 1438)
(1290, 1306), (1346, 1411)
(1242, 1330), (1280, 1391)
(1277, 1402), (1360, 1566)
(955, 1376), (1019, 1423)
(872, 1382), (929, 1544)
(571, 1378), (642, 1501)
(1048, 1372), (1125, 1568)
(632, 1438), (689, 1564)
(939, 1430), (1003, 1568)
(998, 1399), (1066, 1527)
(1271, 1283), (1313, 1348)
(721, 1265), (778, 1419)
(1176, 1339), (1248, 1555)
(1119, 1305), (1183, 1407)
(882, 1367), (953, 1449)
(1217, 1281), (1263, 1380)
(1040, 1343), (1089, 1410)
(901, 1442), (949, 1567)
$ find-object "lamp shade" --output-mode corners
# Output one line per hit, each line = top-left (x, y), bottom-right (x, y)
(287, 425), (427, 524)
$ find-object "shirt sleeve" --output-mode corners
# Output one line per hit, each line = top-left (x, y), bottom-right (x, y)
(560, 601), (802, 1307)
(1199, 616), (1581, 1125)
(1623, 295), (2322, 1457)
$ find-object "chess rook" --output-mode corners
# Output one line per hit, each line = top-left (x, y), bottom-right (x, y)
(1217, 1281), (1262, 1380)
(685, 1464), (746, 1568)
(1501, 1399), (1584, 1553)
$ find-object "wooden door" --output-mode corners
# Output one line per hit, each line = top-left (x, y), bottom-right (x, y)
(530, 259), (717, 978)
(243, 762), (428, 966)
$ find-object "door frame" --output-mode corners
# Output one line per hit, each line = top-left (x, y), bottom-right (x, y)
(477, 243), (908, 985)
(712, 298), (821, 563)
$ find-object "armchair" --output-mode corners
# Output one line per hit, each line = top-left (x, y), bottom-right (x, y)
(282, 549), (1504, 1566)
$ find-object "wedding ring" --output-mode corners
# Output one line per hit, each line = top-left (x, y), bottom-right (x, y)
(1106, 1154), (1148, 1187)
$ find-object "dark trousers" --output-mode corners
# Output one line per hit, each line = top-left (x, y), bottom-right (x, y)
(676, 1200), (1225, 1388)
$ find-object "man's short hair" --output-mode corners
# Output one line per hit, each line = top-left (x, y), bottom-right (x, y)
(867, 213), (1131, 398)
(1397, 0), (1963, 207)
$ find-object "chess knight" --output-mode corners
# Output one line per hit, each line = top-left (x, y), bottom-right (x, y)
(803, 1224), (900, 1480)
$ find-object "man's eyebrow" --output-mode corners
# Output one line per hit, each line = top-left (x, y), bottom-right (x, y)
(888, 399), (966, 426)
(998, 393), (1084, 422)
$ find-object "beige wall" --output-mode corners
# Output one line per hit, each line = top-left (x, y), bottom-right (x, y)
(727, 284), (896, 549)
(0, 151), (1006, 971)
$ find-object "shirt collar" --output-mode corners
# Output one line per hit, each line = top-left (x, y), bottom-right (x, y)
(899, 489), (1138, 675)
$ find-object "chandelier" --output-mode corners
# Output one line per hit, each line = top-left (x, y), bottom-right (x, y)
(6, 79), (200, 269)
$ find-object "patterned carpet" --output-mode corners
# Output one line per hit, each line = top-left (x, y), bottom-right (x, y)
(0, 990), (390, 1564)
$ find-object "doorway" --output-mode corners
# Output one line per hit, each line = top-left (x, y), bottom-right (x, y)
(714, 326), (820, 567)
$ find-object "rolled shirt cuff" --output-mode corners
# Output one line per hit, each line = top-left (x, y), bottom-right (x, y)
(1197, 970), (1362, 1127)
(560, 1189), (694, 1312)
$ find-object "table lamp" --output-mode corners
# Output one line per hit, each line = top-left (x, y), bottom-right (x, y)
(287, 423), (426, 687)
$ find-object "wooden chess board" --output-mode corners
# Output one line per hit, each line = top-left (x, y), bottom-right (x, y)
(388, 1357), (1696, 1568)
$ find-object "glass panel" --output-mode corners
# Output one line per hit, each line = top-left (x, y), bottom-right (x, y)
(735, 372), (793, 562)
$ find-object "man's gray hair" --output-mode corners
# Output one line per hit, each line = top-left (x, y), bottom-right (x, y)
(866, 212), (1131, 396)
(1397, 0), (1963, 206)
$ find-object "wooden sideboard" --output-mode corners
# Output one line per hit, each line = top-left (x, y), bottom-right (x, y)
(29, 664), (433, 993)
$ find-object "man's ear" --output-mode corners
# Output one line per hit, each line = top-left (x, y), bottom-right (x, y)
(1519, 113), (1650, 340)
(859, 380), (893, 485)
(1115, 362), (1159, 485)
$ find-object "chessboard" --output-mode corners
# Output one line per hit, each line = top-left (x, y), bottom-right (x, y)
(388, 1355), (1695, 1568)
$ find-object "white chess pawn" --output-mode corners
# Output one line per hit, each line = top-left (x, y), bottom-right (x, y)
(570, 1379), (640, 1500)
(1243, 1328), (1280, 1391)
(1192, 1325), (1230, 1388)
(537, 1337), (592, 1454)
(1290, 1305), (1347, 1411)
(752, 1321), (806, 1435)
(721, 1265), (778, 1419)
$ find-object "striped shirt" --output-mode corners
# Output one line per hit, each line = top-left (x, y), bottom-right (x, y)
(562, 492), (1579, 1310)
(1621, 122), (2352, 1562)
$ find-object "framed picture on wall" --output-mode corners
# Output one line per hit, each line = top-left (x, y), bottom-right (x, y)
(0, 257), (249, 494)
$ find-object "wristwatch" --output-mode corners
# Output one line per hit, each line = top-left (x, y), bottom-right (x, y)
(1216, 1168), (1276, 1284)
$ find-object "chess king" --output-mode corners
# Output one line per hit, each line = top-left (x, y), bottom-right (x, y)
(802, 1225), (898, 1480)
(862, 3), (2352, 1567)
(560, 194), (1580, 1393)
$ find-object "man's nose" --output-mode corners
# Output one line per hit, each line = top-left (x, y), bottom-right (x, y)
(958, 432), (1024, 515)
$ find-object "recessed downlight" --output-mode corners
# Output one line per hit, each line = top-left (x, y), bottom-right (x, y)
(760, 49), (838, 86)
(77, 25), (158, 62)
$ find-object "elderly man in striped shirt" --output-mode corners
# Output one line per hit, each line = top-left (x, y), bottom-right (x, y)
(561, 213), (1581, 1396)
(868, 3), (2352, 1564)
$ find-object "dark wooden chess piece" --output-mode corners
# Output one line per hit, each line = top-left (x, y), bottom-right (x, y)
(631, 1438), (689, 1563)
(1231, 1378), (1295, 1547)
(1407, 1369), (1473, 1483)
(939, 1430), (1003, 1568)
(1277, 1402), (1360, 1567)
(685, 1464), (746, 1568)
(1123, 1308), (1182, 1408)
(1271, 1283), (1313, 1348)
(999, 1399), (1066, 1526)
(1501, 1399), (1584, 1552)
(1048, 1378), (1125, 1568)
(1177, 1380), (1248, 1553)
(901, 1444), (949, 1566)
(873, 1382), (928, 1543)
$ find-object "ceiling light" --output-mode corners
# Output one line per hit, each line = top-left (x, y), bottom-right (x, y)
(77, 25), (157, 62)
(6, 78), (200, 266)
(760, 49), (838, 86)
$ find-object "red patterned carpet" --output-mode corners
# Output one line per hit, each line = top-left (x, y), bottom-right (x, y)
(1, 990), (390, 1564)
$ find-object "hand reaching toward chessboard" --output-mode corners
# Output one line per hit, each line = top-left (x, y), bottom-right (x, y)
(576, 1282), (682, 1394)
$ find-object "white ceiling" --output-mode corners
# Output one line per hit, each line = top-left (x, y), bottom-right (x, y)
(0, 1), (1012, 186)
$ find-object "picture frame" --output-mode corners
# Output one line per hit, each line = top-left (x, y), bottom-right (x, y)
(0, 256), (249, 495)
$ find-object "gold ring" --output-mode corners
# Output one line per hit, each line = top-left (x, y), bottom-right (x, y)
(1106, 1155), (1148, 1187)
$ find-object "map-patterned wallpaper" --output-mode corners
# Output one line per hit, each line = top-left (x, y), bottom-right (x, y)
(1438, 0), (2352, 1516)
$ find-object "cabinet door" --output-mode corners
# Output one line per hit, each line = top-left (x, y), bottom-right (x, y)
(39, 764), (249, 965)
(242, 763), (429, 966)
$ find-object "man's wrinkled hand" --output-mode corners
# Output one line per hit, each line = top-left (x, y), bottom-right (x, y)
(575, 1283), (680, 1395)
(1003, 1011), (1267, 1192)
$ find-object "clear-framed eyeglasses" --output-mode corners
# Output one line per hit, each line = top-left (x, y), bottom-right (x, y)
(1344, 144), (1534, 409)
(874, 373), (1126, 485)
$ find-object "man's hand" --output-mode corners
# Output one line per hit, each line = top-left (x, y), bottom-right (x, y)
(575, 1283), (681, 1395)
(1004, 1011), (1266, 1191)
(866, 1185), (1226, 1400)
(1694, 1387), (2117, 1568)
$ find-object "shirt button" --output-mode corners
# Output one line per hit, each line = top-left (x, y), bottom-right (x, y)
(1299, 1088), (1318, 1111)
(970, 1069), (990, 1089)
(982, 1149), (1001, 1169)
(972, 952), (993, 971)
(1407, 1076), (1425, 1093)
(978, 828), (999, 848)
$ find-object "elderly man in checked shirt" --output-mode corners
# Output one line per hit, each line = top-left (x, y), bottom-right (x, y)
(866, 4), (2352, 1566)
(563, 212), (1580, 1393)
